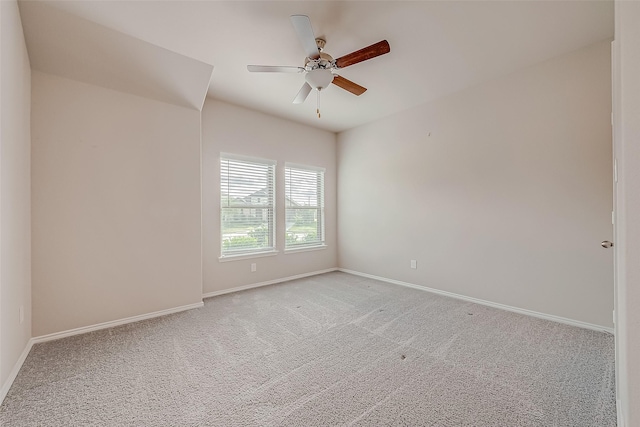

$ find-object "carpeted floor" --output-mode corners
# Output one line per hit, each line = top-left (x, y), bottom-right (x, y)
(0, 272), (616, 426)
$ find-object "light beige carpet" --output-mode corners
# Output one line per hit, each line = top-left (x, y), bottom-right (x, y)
(0, 272), (616, 426)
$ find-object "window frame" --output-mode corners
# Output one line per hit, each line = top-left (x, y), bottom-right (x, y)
(284, 163), (326, 252)
(219, 153), (277, 261)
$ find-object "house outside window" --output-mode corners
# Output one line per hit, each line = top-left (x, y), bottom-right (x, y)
(285, 164), (325, 250)
(220, 154), (276, 257)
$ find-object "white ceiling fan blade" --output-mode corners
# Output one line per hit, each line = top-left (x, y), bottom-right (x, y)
(293, 82), (312, 104)
(290, 15), (320, 60)
(247, 65), (304, 73)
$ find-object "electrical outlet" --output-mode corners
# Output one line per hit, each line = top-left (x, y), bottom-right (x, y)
(19, 305), (24, 324)
(410, 260), (417, 269)
(251, 263), (257, 272)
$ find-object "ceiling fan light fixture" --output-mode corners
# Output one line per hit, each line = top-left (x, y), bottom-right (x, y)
(247, 15), (391, 116)
(305, 69), (334, 90)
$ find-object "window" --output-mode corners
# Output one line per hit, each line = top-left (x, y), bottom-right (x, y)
(285, 164), (325, 250)
(220, 154), (276, 257)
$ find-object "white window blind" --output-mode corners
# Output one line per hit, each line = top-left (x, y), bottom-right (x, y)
(285, 164), (325, 249)
(220, 154), (276, 257)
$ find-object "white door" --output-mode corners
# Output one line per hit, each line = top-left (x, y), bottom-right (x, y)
(610, 39), (621, 419)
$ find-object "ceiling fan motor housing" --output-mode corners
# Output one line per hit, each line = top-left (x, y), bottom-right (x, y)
(304, 52), (334, 69)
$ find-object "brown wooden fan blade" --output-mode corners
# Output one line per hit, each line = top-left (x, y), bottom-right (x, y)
(334, 40), (390, 69)
(332, 75), (367, 96)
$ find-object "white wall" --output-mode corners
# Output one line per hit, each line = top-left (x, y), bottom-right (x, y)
(202, 99), (337, 294)
(614, 1), (640, 424)
(31, 71), (202, 337)
(0, 0), (32, 389)
(338, 41), (613, 328)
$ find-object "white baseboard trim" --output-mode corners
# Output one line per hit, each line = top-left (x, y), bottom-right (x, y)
(1, 301), (204, 405)
(0, 338), (35, 405)
(339, 268), (614, 334)
(32, 302), (204, 345)
(202, 268), (339, 300)
(617, 399), (625, 427)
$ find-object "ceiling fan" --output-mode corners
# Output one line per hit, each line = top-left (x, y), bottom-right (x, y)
(247, 15), (390, 118)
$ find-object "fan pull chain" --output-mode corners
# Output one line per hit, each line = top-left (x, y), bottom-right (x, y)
(317, 88), (321, 118)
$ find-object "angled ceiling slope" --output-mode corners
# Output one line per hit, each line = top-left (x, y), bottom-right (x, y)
(19, 1), (613, 132)
(18, 1), (213, 111)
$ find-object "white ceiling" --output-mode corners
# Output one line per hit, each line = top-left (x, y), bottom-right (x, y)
(19, 1), (613, 133)
(19, 1), (214, 110)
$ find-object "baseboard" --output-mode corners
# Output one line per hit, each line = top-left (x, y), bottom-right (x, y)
(5, 269), (340, 403)
(617, 399), (625, 427)
(339, 268), (614, 334)
(0, 338), (35, 405)
(1, 301), (204, 405)
(1, 268), (612, 407)
(202, 268), (339, 299)
(32, 301), (204, 344)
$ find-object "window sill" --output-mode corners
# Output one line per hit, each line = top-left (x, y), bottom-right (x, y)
(218, 250), (279, 262)
(284, 245), (327, 254)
